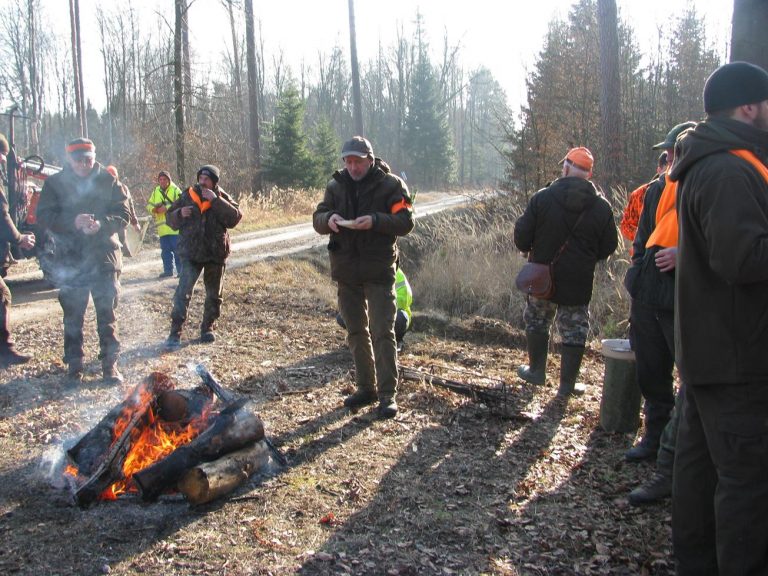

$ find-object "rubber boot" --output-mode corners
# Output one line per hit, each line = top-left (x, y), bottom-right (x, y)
(0, 345), (31, 367)
(625, 401), (673, 462)
(557, 344), (586, 398)
(516, 331), (549, 385)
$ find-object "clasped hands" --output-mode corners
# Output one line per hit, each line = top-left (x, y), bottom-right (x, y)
(75, 213), (101, 235)
(328, 213), (373, 233)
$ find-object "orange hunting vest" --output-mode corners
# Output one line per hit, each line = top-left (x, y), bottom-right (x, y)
(188, 187), (212, 213)
(647, 149), (768, 249)
(646, 176), (678, 248)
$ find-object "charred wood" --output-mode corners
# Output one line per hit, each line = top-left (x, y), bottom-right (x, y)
(133, 398), (265, 501)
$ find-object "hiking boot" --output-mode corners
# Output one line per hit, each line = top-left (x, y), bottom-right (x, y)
(158, 271), (173, 278)
(102, 359), (124, 385)
(517, 331), (549, 385)
(165, 333), (181, 349)
(343, 389), (378, 409)
(66, 359), (84, 386)
(0, 347), (31, 367)
(200, 331), (216, 343)
(628, 470), (672, 506)
(396, 340), (405, 354)
(624, 442), (658, 462)
(377, 398), (398, 419)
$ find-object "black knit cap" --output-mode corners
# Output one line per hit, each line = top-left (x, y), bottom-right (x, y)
(704, 61), (768, 114)
(196, 164), (220, 184)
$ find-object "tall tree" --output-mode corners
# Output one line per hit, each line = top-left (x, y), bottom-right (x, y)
(403, 13), (455, 188)
(173, 0), (186, 182)
(597, 0), (622, 197)
(69, 0), (86, 136)
(244, 0), (262, 194)
(731, 0), (768, 69)
(347, 0), (364, 136)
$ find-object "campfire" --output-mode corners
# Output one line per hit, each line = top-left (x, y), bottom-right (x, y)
(62, 365), (277, 507)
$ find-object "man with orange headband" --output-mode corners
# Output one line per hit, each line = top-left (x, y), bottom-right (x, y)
(164, 165), (241, 347)
(37, 138), (130, 385)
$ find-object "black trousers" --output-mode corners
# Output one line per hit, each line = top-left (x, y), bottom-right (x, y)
(629, 299), (675, 407)
(673, 383), (768, 575)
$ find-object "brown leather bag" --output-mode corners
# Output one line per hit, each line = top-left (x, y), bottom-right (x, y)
(515, 204), (592, 300)
(515, 262), (554, 299)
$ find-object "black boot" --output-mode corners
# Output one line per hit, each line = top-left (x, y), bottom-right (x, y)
(625, 401), (673, 462)
(517, 331), (549, 385)
(628, 469), (672, 506)
(165, 321), (183, 349)
(343, 388), (378, 408)
(0, 345), (31, 367)
(557, 344), (586, 398)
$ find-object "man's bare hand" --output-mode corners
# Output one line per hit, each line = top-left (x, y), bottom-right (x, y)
(180, 206), (194, 218)
(328, 213), (342, 233)
(200, 188), (216, 201)
(655, 247), (677, 272)
(19, 234), (35, 250)
(83, 220), (101, 235)
(351, 215), (373, 230)
(75, 213), (95, 231)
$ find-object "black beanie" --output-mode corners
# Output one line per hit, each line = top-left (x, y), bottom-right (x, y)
(196, 164), (220, 184)
(704, 61), (768, 114)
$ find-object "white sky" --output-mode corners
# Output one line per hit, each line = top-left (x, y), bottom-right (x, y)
(40, 0), (733, 112)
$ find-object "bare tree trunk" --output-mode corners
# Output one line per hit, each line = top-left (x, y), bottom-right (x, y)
(27, 0), (40, 150)
(597, 0), (621, 199)
(731, 0), (768, 69)
(75, 0), (87, 136)
(68, 0), (85, 137)
(182, 1), (192, 121)
(348, 0), (364, 136)
(225, 0), (243, 109)
(174, 0), (186, 183)
(244, 0), (262, 195)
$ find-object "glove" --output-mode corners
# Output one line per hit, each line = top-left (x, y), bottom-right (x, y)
(154, 205), (167, 215)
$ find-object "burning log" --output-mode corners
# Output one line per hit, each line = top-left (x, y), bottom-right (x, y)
(133, 397), (265, 501)
(177, 439), (270, 505)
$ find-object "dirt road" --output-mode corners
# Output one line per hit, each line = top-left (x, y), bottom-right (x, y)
(7, 193), (470, 322)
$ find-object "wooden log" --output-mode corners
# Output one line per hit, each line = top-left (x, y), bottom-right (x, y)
(177, 440), (270, 505)
(133, 398), (265, 501)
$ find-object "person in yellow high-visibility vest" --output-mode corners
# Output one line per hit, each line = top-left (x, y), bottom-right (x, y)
(146, 170), (182, 278)
(335, 266), (413, 350)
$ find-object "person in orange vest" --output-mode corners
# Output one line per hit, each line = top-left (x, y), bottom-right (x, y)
(619, 151), (667, 252)
(670, 62), (768, 575)
(164, 165), (242, 347)
(622, 121), (695, 471)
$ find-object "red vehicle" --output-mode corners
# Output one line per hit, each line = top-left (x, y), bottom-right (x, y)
(3, 106), (61, 280)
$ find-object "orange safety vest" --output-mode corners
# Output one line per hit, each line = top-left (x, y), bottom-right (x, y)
(188, 187), (212, 213)
(647, 149), (768, 249)
(646, 176), (678, 248)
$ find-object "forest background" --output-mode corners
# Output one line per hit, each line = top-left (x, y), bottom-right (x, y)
(0, 0), (763, 336)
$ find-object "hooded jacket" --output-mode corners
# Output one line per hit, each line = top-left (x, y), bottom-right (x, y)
(166, 184), (242, 264)
(670, 117), (768, 384)
(313, 158), (414, 285)
(37, 163), (130, 286)
(514, 176), (618, 306)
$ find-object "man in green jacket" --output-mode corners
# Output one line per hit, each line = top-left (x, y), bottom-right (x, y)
(314, 136), (414, 418)
(147, 170), (182, 278)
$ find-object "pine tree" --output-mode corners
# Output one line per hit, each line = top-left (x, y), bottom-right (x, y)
(402, 13), (455, 189)
(265, 85), (316, 188)
(312, 117), (340, 187)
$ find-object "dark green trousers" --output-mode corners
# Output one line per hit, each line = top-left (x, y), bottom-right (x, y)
(171, 260), (225, 332)
(337, 280), (398, 400)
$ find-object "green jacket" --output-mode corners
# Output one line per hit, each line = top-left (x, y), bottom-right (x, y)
(146, 182), (182, 236)
(313, 158), (414, 285)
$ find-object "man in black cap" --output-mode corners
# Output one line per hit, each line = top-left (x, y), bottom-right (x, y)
(670, 61), (768, 574)
(313, 136), (414, 418)
(37, 137), (130, 385)
(0, 133), (36, 366)
(164, 164), (241, 347)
